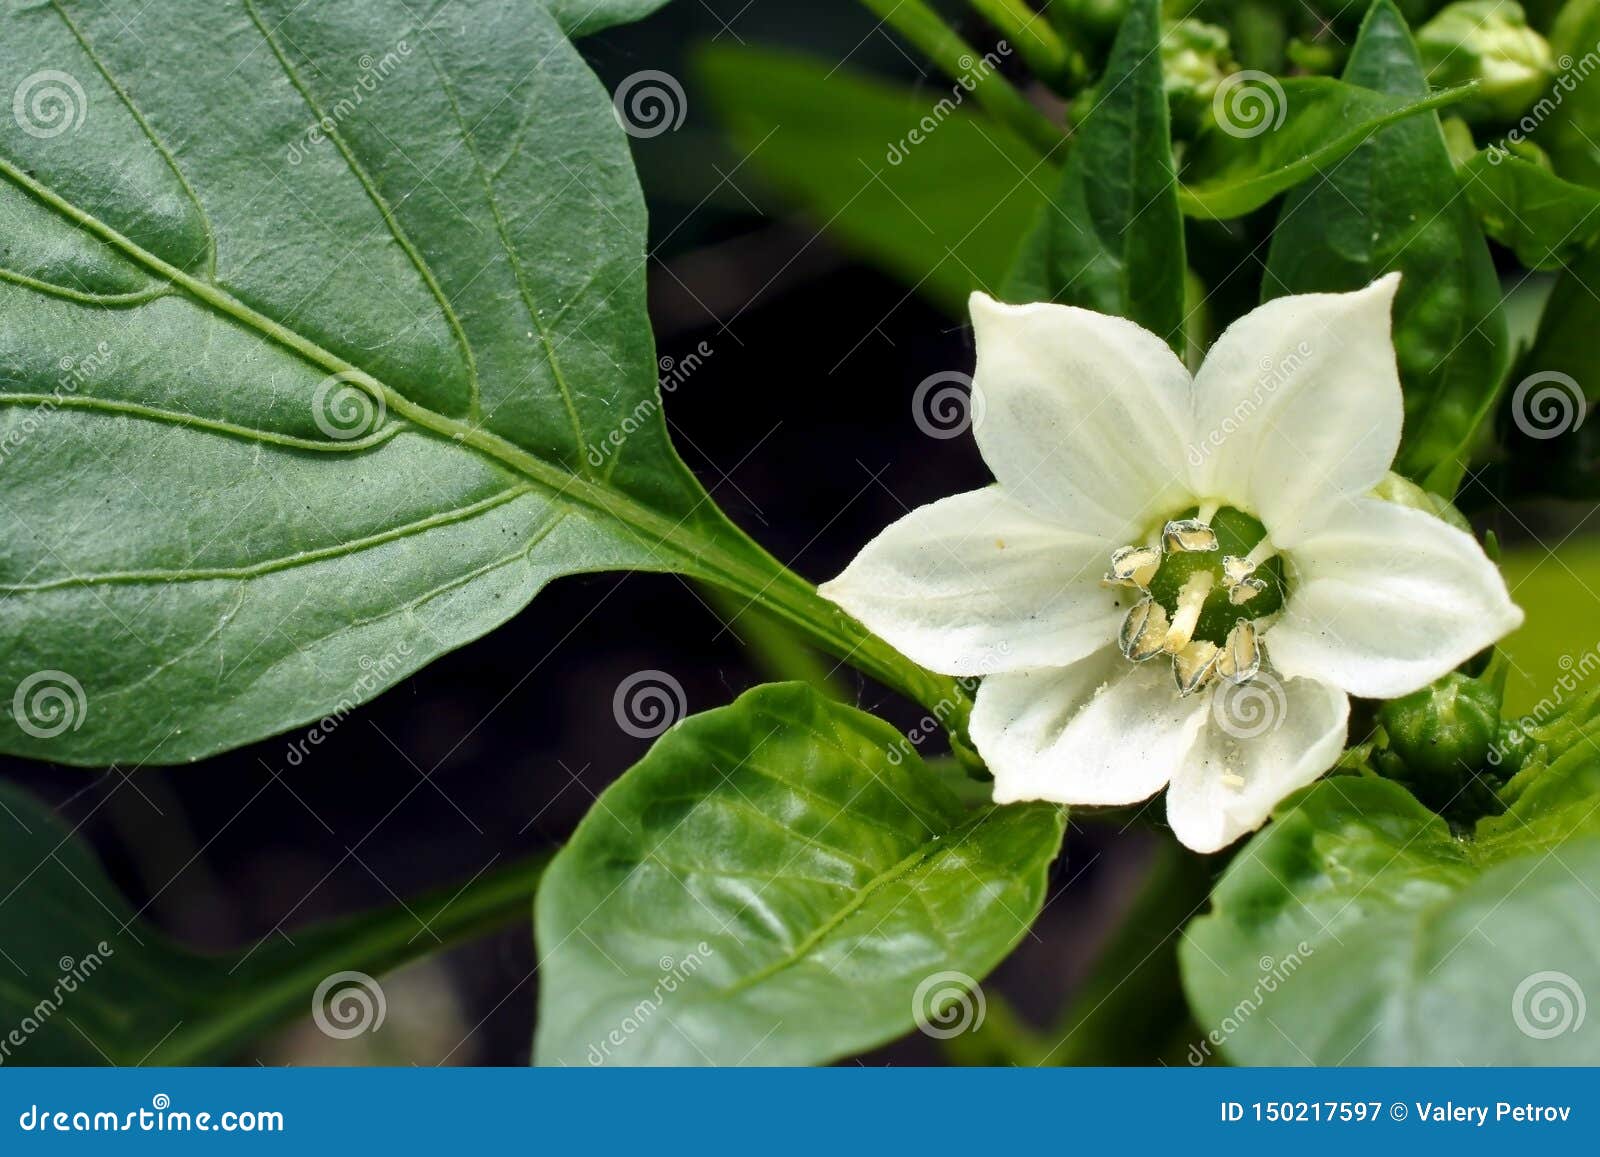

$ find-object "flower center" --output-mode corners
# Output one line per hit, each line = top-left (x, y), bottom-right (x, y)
(1106, 505), (1285, 695)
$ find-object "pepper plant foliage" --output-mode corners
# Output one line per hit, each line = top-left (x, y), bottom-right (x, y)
(1, 0), (1598, 1067)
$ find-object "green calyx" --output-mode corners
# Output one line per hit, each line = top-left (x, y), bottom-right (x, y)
(1145, 506), (1285, 646)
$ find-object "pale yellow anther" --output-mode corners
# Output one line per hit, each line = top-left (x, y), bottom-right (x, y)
(1215, 620), (1261, 683)
(1105, 545), (1161, 588)
(1163, 570), (1214, 653)
(1173, 640), (1221, 696)
(1228, 577), (1267, 605)
(1220, 554), (1267, 605)
(1119, 598), (1170, 662)
(1163, 518), (1219, 554)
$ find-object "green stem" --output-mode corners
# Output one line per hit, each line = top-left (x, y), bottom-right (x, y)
(152, 851), (552, 1064)
(700, 581), (851, 701)
(855, 0), (1065, 155)
(965, 0), (1080, 87)
(1036, 839), (1216, 1066)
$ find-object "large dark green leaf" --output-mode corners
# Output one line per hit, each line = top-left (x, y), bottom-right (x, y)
(694, 45), (1054, 315)
(546, 0), (670, 38)
(533, 682), (1065, 1066)
(0, 1), (923, 766)
(1005, 0), (1185, 351)
(0, 782), (548, 1064)
(1182, 747), (1600, 1064)
(1179, 76), (1471, 219)
(1262, 1), (1506, 494)
(1460, 149), (1600, 270)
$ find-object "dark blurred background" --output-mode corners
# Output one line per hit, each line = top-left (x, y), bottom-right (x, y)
(0, 0), (1174, 1065)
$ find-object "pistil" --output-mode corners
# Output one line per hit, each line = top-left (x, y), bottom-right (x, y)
(1163, 570), (1214, 654)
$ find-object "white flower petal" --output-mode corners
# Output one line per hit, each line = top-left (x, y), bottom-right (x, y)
(1166, 676), (1349, 853)
(818, 487), (1124, 676)
(974, 649), (1209, 806)
(1269, 498), (1524, 699)
(969, 292), (1195, 542)
(1190, 275), (1402, 547)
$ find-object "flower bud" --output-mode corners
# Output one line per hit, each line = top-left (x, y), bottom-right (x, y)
(1418, 1), (1555, 122)
(1379, 671), (1501, 780)
(1162, 20), (1234, 134)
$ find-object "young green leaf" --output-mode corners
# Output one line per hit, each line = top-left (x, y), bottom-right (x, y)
(1181, 777), (1600, 1064)
(694, 44), (1052, 315)
(0, 1), (945, 765)
(533, 682), (1065, 1066)
(1005, 0), (1186, 352)
(1179, 77), (1473, 219)
(1262, 0), (1507, 495)
(0, 782), (549, 1065)
(1460, 149), (1600, 270)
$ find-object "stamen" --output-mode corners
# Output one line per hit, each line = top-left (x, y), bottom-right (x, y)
(1163, 570), (1214, 653)
(1173, 640), (1220, 695)
(1119, 598), (1170, 662)
(1163, 518), (1219, 554)
(1245, 538), (1278, 568)
(1220, 555), (1267, 605)
(1215, 621), (1261, 683)
(1105, 545), (1161, 588)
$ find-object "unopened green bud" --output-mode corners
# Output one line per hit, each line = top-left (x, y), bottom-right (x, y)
(1379, 671), (1501, 779)
(1162, 20), (1234, 134)
(1418, 1), (1555, 122)
(1371, 471), (1473, 533)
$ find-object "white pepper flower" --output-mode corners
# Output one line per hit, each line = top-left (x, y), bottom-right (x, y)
(820, 276), (1521, 852)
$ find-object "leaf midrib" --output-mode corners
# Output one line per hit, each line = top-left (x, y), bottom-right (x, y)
(0, 151), (717, 583)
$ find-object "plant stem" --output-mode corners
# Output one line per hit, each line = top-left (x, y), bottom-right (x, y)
(855, 0), (1064, 155)
(1036, 839), (1216, 1066)
(151, 852), (553, 1064)
(965, 0), (1080, 88)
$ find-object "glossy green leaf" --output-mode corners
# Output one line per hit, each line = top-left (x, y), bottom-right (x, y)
(1182, 777), (1600, 1064)
(1178, 76), (1472, 219)
(694, 44), (1054, 315)
(533, 682), (1065, 1066)
(1262, 1), (1506, 494)
(1460, 149), (1600, 269)
(0, 782), (548, 1064)
(1005, 0), (1185, 351)
(0, 1), (936, 766)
